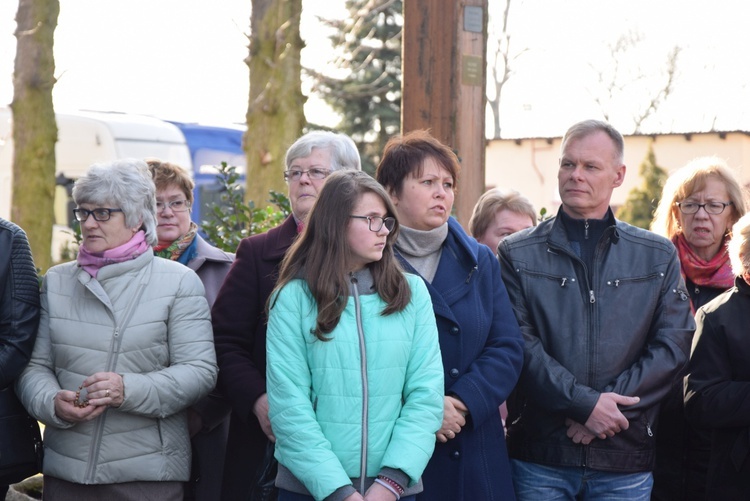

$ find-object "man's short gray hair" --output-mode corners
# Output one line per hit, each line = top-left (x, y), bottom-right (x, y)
(561, 119), (625, 165)
(285, 131), (362, 172)
(72, 158), (158, 246)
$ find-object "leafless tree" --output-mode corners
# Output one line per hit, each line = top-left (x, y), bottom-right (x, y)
(12, 0), (59, 271)
(486, 0), (527, 139)
(590, 31), (681, 134)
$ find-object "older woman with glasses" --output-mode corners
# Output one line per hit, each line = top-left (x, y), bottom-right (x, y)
(146, 159), (233, 307)
(650, 156), (748, 501)
(211, 131), (361, 499)
(16, 159), (218, 501)
(146, 159), (233, 501)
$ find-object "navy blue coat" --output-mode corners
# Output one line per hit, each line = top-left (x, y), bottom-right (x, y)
(399, 218), (524, 501)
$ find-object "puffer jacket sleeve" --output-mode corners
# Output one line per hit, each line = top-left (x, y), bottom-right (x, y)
(267, 282), (352, 501)
(380, 276), (444, 485)
(117, 270), (218, 417)
(16, 273), (72, 428)
(0, 222), (40, 389)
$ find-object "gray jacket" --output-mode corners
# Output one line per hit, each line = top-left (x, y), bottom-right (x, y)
(498, 210), (694, 472)
(17, 250), (217, 484)
(188, 235), (234, 308)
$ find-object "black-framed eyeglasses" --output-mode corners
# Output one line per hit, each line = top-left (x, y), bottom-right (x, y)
(283, 168), (331, 182)
(156, 199), (191, 213)
(73, 208), (124, 222)
(675, 201), (733, 215)
(350, 215), (396, 232)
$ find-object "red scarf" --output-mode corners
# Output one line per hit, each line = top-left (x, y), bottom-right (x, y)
(673, 233), (735, 290)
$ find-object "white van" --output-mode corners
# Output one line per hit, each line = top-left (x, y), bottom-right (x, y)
(0, 108), (192, 261)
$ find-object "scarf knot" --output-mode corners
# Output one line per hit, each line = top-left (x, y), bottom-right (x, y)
(673, 233), (734, 289)
(77, 231), (150, 278)
(154, 222), (199, 264)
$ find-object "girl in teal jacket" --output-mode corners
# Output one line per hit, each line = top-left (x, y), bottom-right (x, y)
(267, 170), (444, 501)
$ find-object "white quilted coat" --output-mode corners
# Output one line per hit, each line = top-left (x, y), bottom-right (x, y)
(16, 251), (217, 484)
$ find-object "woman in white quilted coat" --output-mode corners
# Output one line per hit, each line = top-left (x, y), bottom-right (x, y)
(16, 159), (218, 501)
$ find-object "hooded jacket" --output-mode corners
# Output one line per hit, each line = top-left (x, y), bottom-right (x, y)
(267, 271), (444, 501)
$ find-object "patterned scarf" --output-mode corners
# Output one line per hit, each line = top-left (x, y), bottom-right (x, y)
(77, 230), (150, 278)
(154, 222), (199, 264)
(673, 233), (735, 289)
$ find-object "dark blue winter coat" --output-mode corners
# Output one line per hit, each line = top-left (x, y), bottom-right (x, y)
(398, 217), (524, 501)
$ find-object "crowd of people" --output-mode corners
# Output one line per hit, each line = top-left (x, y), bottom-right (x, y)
(1, 119), (749, 501)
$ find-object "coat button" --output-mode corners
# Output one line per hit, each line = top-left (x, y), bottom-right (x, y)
(450, 326), (459, 335)
(451, 451), (461, 460)
(449, 368), (459, 378)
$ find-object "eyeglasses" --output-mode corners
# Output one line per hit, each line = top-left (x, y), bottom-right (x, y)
(350, 215), (396, 232)
(73, 208), (124, 222)
(675, 201), (733, 215)
(156, 199), (191, 212)
(283, 168), (331, 182)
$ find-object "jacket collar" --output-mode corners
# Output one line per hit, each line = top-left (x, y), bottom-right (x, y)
(547, 206), (620, 252)
(396, 218), (478, 324)
(263, 215), (298, 261)
(187, 235), (234, 271)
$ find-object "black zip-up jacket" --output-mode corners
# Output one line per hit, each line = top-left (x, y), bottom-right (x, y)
(685, 277), (750, 498)
(0, 218), (40, 390)
(499, 208), (694, 473)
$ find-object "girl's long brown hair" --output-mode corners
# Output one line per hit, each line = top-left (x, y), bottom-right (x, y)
(272, 170), (411, 340)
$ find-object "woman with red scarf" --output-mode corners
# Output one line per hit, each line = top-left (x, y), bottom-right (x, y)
(146, 159), (234, 501)
(650, 156), (748, 501)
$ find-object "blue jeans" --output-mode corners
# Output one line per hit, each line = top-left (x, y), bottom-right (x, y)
(511, 460), (653, 501)
(278, 489), (416, 501)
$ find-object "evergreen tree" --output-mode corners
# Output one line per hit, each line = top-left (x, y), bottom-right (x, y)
(309, 0), (402, 174)
(616, 143), (667, 229)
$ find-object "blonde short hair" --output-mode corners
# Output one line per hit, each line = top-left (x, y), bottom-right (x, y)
(469, 189), (536, 240)
(651, 156), (748, 239)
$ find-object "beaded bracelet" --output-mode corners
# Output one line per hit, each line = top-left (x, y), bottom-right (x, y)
(74, 385), (89, 408)
(374, 478), (400, 500)
(377, 475), (405, 496)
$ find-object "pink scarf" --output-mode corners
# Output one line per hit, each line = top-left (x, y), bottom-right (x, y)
(77, 231), (150, 278)
(673, 233), (735, 289)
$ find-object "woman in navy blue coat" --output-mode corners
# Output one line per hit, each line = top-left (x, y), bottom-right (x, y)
(376, 130), (524, 500)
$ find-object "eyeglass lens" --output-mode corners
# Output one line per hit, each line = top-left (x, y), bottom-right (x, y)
(73, 208), (121, 222)
(284, 168), (330, 181)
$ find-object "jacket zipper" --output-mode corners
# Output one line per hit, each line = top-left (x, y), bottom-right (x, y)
(548, 226), (614, 466)
(351, 277), (369, 495)
(83, 276), (148, 482)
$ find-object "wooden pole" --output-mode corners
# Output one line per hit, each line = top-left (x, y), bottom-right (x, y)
(402, 0), (487, 229)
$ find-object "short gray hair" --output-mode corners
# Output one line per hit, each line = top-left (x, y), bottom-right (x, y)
(285, 131), (362, 172)
(72, 159), (158, 246)
(729, 212), (750, 277)
(561, 119), (625, 164)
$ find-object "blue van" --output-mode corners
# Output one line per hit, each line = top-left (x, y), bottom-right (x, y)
(168, 121), (247, 226)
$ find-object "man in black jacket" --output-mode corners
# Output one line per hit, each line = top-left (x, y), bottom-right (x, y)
(0, 218), (40, 495)
(499, 120), (695, 500)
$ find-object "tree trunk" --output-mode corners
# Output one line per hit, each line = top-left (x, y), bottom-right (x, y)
(12, 0), (59, 273)
(245, 0), (305, 207)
